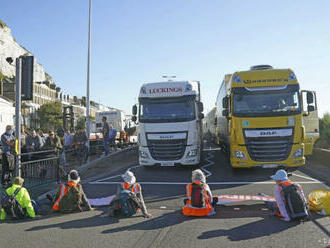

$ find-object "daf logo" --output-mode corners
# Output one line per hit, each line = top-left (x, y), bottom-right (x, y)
(159, 135), (174, 139)
(260, 131), (277, 136)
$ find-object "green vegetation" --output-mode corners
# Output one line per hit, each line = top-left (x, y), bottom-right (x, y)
(0, 19), (7, 28)
(37, 102), (63, 132)
(316, 113), (330, 149)
(75, 117), (85, 130)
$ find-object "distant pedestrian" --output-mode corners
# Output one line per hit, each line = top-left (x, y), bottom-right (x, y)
(267, 170), (308, 221)
(73, 129), (88, 164)
(102, 116), (110, 155)
(109, 125), (117, 151)
(26, 130), (43, 152)
(1, 125), (15, 187)
(48, 170), (92, 213)
(182, 169), (217, 216)
(0, 177), (39, 220)
(62, 129), (74, 165)
(44, 131), (62, 152)
(37, 130), (46, 146)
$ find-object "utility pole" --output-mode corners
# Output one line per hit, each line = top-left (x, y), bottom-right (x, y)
(86, 0), (92, 150)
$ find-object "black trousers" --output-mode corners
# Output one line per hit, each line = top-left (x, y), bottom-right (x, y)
(1, 153), (15, 186)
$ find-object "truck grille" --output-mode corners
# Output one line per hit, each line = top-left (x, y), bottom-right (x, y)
(245, 135), (293, 162)
(147, 139), (187, 161)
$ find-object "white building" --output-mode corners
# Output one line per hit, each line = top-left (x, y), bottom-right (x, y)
(0, 96), (14, 133)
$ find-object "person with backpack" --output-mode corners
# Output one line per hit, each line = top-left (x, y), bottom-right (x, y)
(269, 169), (308, 221)
(108, 171), (151, 218)
(49, 170), (92, 213)
(1, 125), (16, 188)
(1, 177), (39, 220)
(182, 169), (218, 216)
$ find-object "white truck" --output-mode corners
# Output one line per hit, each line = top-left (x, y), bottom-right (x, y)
(132, 81), (204, 167)
(95, 110), (126, 133)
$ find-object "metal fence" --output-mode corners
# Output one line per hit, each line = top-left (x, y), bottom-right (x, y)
(0, 139), (136, 190)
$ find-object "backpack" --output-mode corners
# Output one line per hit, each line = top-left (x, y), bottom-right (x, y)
(280, 183), (308, 221)
(1, 187), (26, 219)
(191, 183), (206, 208)
(109, 185), (140, 217)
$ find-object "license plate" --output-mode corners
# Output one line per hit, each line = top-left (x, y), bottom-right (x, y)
(161, 161), (175, 167)
(262, 164), (279, 168)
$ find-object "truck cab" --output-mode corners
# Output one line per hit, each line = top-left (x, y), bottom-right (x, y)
(132, 81), (204, 167)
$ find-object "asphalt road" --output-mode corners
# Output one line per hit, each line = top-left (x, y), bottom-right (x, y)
(0, 144), (329, 248)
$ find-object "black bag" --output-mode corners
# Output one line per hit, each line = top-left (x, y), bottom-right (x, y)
(281, 183), (308, 221)
(191, 183), (205, 208)
(109, 185), (140, 217)
(1, 187), (26, 219)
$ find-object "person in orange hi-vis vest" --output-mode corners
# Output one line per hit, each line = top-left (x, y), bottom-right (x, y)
(50, 170), (92, 213)
(118, 171), (151, 218)
(183, 169), (218, 216)
(265, 169), (307, 221)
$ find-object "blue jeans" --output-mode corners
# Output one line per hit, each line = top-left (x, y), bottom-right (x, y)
(104, 136), (110, 155)
(31, 200), (41, 215)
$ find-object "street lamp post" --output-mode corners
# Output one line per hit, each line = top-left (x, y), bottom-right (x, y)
(86, 0), (92, 151)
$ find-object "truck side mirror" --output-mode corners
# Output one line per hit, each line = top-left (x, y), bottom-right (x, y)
(307, 92), (314, 104)
(198, 102), (204, 112)
(199, 113), (204, 119)
(222, 97), (228, 109)
(131, 116), (137, 122)
(132, 105), (137, 116)
(222, 109), (229, 117)
(307, 105), (315, 112)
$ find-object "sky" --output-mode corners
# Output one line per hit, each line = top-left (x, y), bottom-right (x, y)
(1, 0), (330, 117)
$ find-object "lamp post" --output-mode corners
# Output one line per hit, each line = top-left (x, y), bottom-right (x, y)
(86, 0), (92, 151)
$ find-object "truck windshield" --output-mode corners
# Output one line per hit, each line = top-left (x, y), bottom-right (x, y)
(139, 96), (196, 123)
(233, 90), (301, 117)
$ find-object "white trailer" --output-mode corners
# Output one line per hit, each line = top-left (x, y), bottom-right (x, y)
(95, 110), (126, 133)
(132, 81), (204, 167)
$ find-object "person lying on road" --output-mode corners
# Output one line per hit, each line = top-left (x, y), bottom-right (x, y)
(183, 169), (218, 216)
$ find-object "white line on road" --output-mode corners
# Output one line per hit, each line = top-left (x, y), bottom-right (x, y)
(201, 151), (215, 178)
(291, 172), (320, 182)
(89, 181), (324, 185)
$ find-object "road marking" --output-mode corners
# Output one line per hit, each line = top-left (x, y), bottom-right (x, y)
(291, 172), (320, 182)
(201, 151), (215, 178)
(89, 181), (324, 185)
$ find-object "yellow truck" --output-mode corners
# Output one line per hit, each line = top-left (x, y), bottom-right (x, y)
(215, 65), (319, 169)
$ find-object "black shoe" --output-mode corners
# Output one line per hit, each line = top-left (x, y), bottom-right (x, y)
(46, 194), (53, 202)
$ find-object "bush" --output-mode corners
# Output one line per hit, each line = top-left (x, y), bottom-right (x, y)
(317, 113), (330, 149)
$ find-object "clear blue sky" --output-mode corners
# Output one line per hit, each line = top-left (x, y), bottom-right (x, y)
(2, 0), (330, 116)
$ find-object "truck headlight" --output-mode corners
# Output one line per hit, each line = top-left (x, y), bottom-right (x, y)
(292, 148), (303, 158)
(187, 149), (198, 157)
(139, 150), (149, 159)
(234, 150), (247, 159)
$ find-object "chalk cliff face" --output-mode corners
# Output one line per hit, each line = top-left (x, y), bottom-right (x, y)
(0, 20), (53, 83)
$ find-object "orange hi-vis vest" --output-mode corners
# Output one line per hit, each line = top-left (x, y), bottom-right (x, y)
(121, 182), (140, 194)
(275, 180), (294, 217)
(52, 182), (77, 211)
(182, 181), (213, 216)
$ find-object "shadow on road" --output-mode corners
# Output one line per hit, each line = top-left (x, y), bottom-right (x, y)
(102, 210), (188, 234)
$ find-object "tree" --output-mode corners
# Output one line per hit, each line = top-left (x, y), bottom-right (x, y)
(37, 101), (63, 132)
(75, 117), (85, 131)
(318, 113), (330, 148)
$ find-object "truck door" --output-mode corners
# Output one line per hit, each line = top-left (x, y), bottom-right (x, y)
(301, 91), (319, 156)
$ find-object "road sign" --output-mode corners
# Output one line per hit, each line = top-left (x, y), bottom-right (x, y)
(21, 56), (34, 100)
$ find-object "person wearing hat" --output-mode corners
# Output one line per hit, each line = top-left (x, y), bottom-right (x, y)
(44, 131), (62, 151)
(1, 177), (38, 220)
(269, 169), (307, 221)
(182, 169), (217, 216)
(50, 170), (92, 213)
(115, 170), (151, 218)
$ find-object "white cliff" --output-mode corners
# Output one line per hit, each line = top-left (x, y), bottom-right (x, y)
(0, 20), (53, 83)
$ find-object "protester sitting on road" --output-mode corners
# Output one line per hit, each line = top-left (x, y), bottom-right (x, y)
(48, 170), (92, 213)
(182, 169), (218, 216)
(1, 177), (39, 220)
(108, 171), (152, 218)
(1, 125), (16, 187)
(44, 131), (62, 152)
(267, 169), (308, 221)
